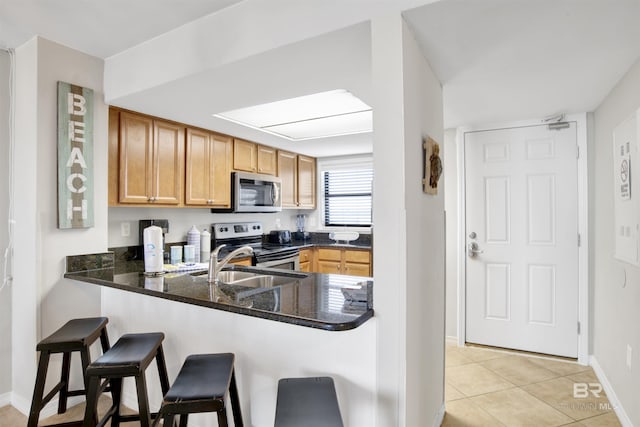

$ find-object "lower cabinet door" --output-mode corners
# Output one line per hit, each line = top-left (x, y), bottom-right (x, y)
(317, 260), (342, 274)
(344, 262), (371, 277)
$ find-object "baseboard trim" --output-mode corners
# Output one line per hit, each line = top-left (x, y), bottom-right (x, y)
(445, 336), (458, 346)
(589, 356), (633, 427)
(432, 403), (445, 427)
(0, 391), (11, 407)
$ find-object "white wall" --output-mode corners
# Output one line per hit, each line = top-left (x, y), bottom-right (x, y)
(371, 15), (444, 427)
(12, 37), (107, 412)
(108, 207), (302, 248)
(443, 128), (458, 338)
(591, 57), (640, 425)
(401, 19), (445, 427)
(0, 49), (12, 397)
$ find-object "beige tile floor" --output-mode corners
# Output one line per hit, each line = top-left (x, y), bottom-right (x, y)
(0, 344), (623, 427)
(443, 341), (622, 427)
(0, 395), (141, 426)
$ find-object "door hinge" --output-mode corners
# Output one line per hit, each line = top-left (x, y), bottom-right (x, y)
(577, 321), (581, 335)
(578, 233), (581, 247)
(576, 145), (580, 159)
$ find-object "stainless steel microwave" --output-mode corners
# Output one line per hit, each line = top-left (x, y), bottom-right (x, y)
(230, 172), (282, 213)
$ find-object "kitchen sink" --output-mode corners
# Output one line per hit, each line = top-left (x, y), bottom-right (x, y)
(216, 270), (262, 283)
(218, 271), (297, 288)
(191, 267), (306, 291)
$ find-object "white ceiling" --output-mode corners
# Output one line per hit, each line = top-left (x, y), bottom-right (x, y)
(404, 0), (640, 128)
(0, 0), (244, 58)
(2, 0), (640, 156)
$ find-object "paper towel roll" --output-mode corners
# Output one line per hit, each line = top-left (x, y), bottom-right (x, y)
(143, 225), (164, 273)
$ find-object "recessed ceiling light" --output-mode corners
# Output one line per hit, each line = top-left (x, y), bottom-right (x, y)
(213, 89), (372, 140)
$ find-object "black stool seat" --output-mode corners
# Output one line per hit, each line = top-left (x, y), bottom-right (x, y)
(84, 332), (170, 427)
(154, 353), (243, 427)
(28, 317), (110, 427)
(87, 332), (165, 376)
(275, 377), (343, 427)
(37, 317), (109, 352)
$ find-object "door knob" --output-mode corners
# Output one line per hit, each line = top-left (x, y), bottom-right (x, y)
(468, 242), (484, 258)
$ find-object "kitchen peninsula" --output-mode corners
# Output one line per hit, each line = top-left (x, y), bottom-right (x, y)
(65, 255), (376, 426)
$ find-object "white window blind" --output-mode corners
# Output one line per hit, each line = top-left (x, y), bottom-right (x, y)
(323, 169), (373, 227)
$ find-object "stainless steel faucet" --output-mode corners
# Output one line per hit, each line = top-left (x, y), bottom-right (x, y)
(208, 244), (254, 284)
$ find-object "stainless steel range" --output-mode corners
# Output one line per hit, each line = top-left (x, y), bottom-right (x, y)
(211, 222), (300, 271)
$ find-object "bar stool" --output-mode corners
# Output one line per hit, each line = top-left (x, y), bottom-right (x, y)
(83, 332), (170, 427)
(152, 353), (243, 427)
(274, 377), (343, 427)
(27, 317), (110, 427)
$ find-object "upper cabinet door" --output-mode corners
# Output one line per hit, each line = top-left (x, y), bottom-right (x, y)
(185, 128), (211, 205)
(153, 120), (184, 205)
(233, 138), (257, 172)
(209, 133), (232, 207)
(277, 150), (298, 208)
(257, 145), (277, 175)
(185, 129), (232, 207)
(297, 155), (316, 209)
(119, 111), (153, 204)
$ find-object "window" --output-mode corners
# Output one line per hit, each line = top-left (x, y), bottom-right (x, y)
(323, 169), (373, 227)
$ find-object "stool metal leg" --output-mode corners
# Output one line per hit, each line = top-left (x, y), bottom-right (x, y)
(27, 350), (51, 427)
(229, 369), (244, 427)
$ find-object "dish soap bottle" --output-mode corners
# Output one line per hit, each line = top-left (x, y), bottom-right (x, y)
(187, 225), (201, 263)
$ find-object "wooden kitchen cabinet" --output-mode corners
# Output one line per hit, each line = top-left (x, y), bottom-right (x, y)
(118, 111), (184, 205)
(298, 248), (314, 272)
(297, 155), (316, 209)
(343, 249), (371, 277)
(233, 138), (257, 172)
(185, 128), (232, 207)
(315, 248), (371, 277)
(234, 139), (278, 175)
(257, 145), (277, 175)
(277, 150), (298, 207)
(229, 256), (252, 266)
(277, 151), (316, 208)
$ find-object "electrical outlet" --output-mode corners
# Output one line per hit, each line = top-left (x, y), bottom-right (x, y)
(121, 222), (131, 237)
(627, 345), (632, 370)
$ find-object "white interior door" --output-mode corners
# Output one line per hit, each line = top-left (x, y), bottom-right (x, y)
(464, 123), (579, 358)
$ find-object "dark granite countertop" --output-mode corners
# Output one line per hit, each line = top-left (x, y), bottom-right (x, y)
(65, 261), (373, 332)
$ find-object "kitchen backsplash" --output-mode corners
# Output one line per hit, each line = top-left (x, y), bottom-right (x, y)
(108, 207), (303, 247)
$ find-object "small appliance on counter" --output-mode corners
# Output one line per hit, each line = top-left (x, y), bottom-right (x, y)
(292, 214), (310, 241)
(267, 230), (291, 245)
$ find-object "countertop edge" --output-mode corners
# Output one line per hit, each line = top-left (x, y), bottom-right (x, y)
(65, 270), (373, 332)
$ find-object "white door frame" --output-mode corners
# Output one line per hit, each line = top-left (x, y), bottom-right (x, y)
(456, 113), (590, 364)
